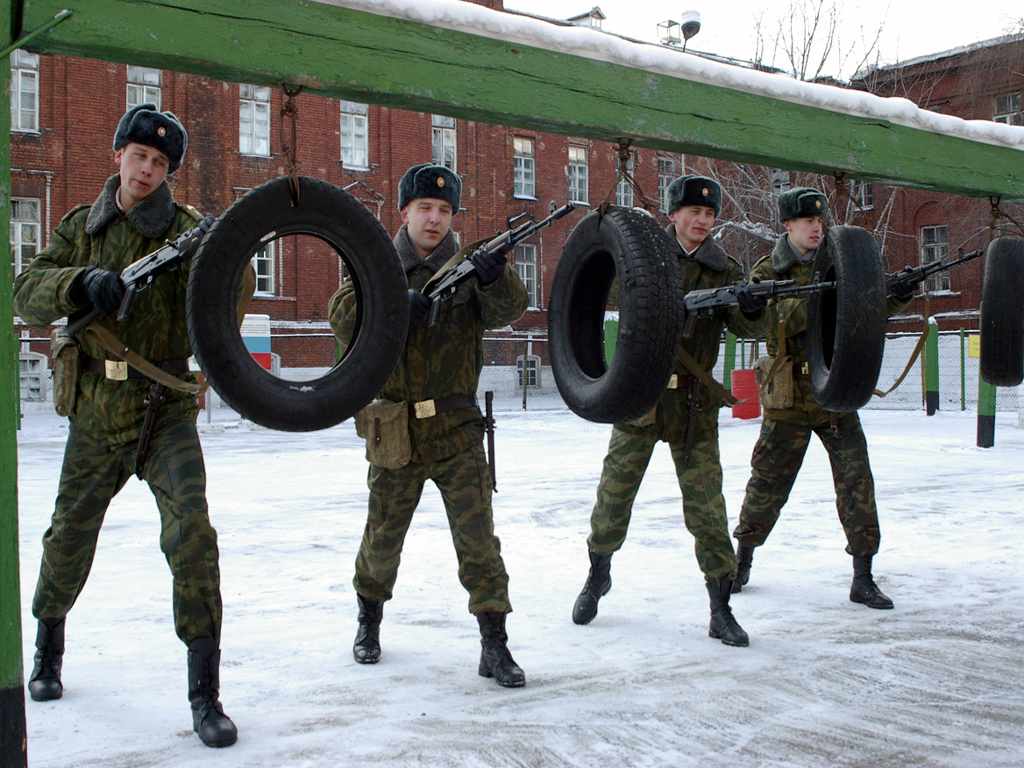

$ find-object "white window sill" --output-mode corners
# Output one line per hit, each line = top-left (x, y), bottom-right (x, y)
(514, 195), (537, 201)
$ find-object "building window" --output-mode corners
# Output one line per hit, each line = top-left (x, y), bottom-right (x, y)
(431, 115), (457, 170)
(126, 66), (162, 111)
(517, 355), (541, 388)
(658, 157), (676, 212)
(771, 169), (792, 195)
(252, 241), (275, 294)
(993, 93), (1022, 125)
(239, 84), (271, 156)
(921, 225), (949, 292)
(514, 243), (537, 307)
(568, 145), (589, 204)
(10, 49), (39, 132)
(851, 180), (874, 210)
(615, 154), (634, 208)
(20, 353), (46, 401)
(513, 137), (535, 199)
(340, 101), (369, 168)
(10, 198), (40, 277)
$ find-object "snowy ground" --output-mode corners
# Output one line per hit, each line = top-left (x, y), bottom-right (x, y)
(14, 407), (1024, 768)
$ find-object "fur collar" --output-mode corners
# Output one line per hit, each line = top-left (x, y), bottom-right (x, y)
(85, 173), (177, 240)
(393, 225), (461, 274)
(770, 234), (817, 274)
(666, 223), (728, 272)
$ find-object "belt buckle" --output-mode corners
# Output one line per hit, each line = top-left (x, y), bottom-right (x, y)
(105, 360), (128, 381)
(667, 374), (678, 390)
(801, 361), (809, 376)
(414, 399), (436, 419)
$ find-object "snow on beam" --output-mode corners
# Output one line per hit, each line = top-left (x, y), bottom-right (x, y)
(16, 0), (1024, 199)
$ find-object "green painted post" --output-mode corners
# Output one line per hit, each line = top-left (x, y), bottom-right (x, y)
(723, 332), (737, 390)
(960, 327), (966, 411)
(978, 306), (996, 447)
(604, 317), (618, 366)
(925, 318), (940, 415)
(1, 1), (29, 761)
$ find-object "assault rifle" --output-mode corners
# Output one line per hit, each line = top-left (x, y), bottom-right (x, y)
(681, 275), (835, 338)
(67, 214), (216, 336)
(885, 247), (982, 297)
(423, 201), (576, 327)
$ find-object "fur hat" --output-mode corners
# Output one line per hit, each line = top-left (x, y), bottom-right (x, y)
(778, 187), (828, 222)
(398, 163), (461, 212)
(666, 175), (721, 216)
(113, 103), (188, 174)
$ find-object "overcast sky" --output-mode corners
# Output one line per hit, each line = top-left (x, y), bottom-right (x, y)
(507, 0), (1024, 78)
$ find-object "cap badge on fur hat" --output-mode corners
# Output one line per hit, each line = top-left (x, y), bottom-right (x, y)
(702, 187), (709, 196)
(438, 177), (445, 188)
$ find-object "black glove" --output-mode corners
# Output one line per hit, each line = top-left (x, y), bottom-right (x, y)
(408, 289), (431, 327)
(77, 267), (125, 316)
(889, 278), (917, 301)
(734, 279), (768, 316)
(471, 249), (507, 286)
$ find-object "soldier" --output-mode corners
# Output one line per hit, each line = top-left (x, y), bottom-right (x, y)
(13, 104), (251, 748)
(329, 163), (530, 687)
(730, 187), (913, 608)
(571, 175), (767, 647)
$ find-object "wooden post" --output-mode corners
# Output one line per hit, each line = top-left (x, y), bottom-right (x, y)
(1, 1), (29, 763)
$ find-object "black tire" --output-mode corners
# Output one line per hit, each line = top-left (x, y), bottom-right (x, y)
(187, 176), (408, 432)
(549, 207), (685, 423)
(980, 236), (1024, 387)
(806, 225), (887, 412)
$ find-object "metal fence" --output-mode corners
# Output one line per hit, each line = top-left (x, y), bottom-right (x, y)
(14, 328), (1022, 438)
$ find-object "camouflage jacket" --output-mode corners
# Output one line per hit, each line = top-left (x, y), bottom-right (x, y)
(329, 225), (529, 465)
(14, 175), (206, 445)
(752, 233), (910, 426)
(617, 229), (764, 444)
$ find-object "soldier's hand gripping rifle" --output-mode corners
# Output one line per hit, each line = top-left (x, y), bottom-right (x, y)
(423, 202), (576, 327)
(680, 275), (836, 338)
(886, 247), (983, 299)
(67, 214), (216, 336)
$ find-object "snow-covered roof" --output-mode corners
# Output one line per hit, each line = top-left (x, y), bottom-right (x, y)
(309, 0), (1024, 152)
(858, 33), (1024, 78)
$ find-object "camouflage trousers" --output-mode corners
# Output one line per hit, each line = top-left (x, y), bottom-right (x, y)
(733, 412), (881, 556)
(353, 442), (511, 614)
(588, 426), (738, 583)
(32, 418), (222, 645)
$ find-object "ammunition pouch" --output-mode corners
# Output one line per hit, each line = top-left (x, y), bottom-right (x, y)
(354, 398), (412, 469)
(50, 327), (80, 417)
(755, 354), (794, 410)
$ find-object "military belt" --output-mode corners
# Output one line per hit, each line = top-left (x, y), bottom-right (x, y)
(409, 393), (477, 420)
(83, 354), (189, 381)
(667, 374), (696, 390)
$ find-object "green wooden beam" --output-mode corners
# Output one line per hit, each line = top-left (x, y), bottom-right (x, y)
(17, 0), (1024, 200)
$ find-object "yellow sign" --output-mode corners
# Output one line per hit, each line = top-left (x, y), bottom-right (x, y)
(968, 335), (980, 358)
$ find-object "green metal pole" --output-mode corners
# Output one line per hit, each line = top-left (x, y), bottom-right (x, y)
(960, 327), (966, 412)
(925, 318), (939, 415)
(977, 306), (996, 447)
(723, 332), (737, 390)
(1, 3), (29, 761)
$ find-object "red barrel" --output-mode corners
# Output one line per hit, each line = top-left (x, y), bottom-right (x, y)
(730, 368), (761, 419)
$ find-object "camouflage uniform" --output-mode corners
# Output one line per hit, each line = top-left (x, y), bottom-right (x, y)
(330, 225), (529, 613)
(588, 231), (763, 583)
(732, 234), (910, 557)
(14, 174), (232, 645)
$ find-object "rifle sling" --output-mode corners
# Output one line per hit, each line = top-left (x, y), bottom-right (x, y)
(675, 319), (789, 406)
(82, 321), (206, 395)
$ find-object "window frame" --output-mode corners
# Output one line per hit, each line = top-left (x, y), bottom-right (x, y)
(239, 84), (272, 157)
(920, 225), (950, 292)
(10, 197), (41, 278)
(851, 180), (874, 210)
(340, 101), (369, 169)
(567, 144), (589, 205)
(517, 354), (541, 388)
(10, 49), (39, 133)
(993, 92), (1022, 125)
(431, 114), (457, 171)
(513, 137), (536, 199)
(252, 240), (276, 295)
(126, 66), (162, 111)
(514, 242), (538, 308)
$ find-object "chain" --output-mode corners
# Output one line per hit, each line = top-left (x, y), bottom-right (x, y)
(280, 84), (304, 206)
(600, 139), (659, 215)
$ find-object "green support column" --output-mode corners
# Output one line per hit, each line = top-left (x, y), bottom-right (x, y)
(977, 306), (996, 447)
(1, 2), (29, 762)
(925, 317), (940, 415)
(960, 328), (966, 411)
(723, 332), (737, 390)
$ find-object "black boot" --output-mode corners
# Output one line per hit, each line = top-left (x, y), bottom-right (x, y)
(850, 555), (894, 609)
(353, 594), (383, 664)
(187, 638), (238, 748)
(572, 551), (612, 625)
(706, 579), (749, 647)
(476, 612), (525, 688)
(732, 545), (754, 594)
(28, 617), (65, 702)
